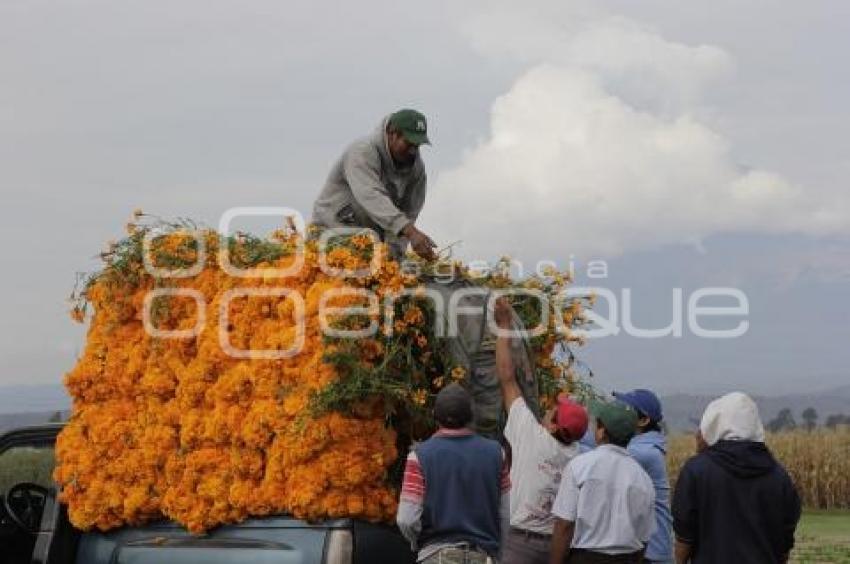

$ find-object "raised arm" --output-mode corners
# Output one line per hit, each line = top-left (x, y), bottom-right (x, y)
(494, 297), (522, 409)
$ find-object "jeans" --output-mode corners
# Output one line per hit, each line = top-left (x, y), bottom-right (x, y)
(501, 527), (551, 564)
(420, 546), (493, 564)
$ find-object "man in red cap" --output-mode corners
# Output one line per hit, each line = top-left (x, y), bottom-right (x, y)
(494, 298), (589, 564)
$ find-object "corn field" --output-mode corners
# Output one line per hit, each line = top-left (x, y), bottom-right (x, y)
(667, 428), (850, 509)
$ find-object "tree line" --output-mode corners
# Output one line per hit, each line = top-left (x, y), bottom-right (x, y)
(766, 407), (850, 433)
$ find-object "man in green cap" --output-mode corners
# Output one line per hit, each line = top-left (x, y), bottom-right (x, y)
(548, 400), (655, 564)
(311, 109), (437, 260)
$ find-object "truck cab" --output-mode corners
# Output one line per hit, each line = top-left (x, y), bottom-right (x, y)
(0, 424), (415, 564)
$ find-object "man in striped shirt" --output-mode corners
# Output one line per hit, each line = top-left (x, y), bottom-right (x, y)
(397, 383), (511, 563)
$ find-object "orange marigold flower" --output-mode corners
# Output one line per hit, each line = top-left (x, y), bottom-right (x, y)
(70, 307), (85, 323)
(350, 233), (372, 250)
(450, 366), (467, 381)
(56, 222), (580, 534)
(403, 306), (424, 326)
(411, 389), (428, 406)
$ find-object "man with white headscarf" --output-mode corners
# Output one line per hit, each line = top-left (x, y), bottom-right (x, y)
(672, 392), (801, 564)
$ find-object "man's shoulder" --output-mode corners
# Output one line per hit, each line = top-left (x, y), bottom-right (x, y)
(679, 451), (713, 477)
(627, 440), (665, 470)
(423, 429), (496, 445)
(623, 454), (654, 488)
(473, 433), (503, 450)
(573, 445), (636, 470)
(420, 432), (503, 465)
(767, 457), (797, 490)
(507, 397), (534, 424)
(567, 446), (603, 471)
(505, 398), (554, 445)
(342, 136), (381, 163)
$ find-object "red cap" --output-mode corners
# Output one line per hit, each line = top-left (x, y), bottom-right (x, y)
(555, 394), (589, 440)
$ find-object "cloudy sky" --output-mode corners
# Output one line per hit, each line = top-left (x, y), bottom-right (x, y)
(1, 0), (848, 396)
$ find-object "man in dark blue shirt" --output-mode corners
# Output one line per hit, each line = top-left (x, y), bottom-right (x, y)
(672, 392), (801, 564)
(397, 383), (510, 563)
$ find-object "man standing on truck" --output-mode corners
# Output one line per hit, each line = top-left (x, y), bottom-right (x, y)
(311, 108), (438, 261)
(493, 298), (588, 564)
(397, 383), (511, 563)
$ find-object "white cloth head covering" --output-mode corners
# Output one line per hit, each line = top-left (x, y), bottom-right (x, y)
(699, 392), (765, 446)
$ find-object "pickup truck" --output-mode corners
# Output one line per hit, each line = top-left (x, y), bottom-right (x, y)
(0, 424), (416, 564)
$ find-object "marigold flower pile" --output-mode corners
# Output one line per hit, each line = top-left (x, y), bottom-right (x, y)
(54, 215), (588, 533)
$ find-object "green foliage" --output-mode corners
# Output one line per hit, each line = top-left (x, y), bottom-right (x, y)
(768, 407), (798, 433)
(826, 414), (849, 429)
(792, 511), (850, 563)
(226, 232), (291, 268)
(69, 216), (300, 320)
(802, 407), (819, 431)
(309, 297), (452, 435)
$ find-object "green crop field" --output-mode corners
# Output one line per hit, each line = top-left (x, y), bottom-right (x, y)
(792, 511), (850, 563)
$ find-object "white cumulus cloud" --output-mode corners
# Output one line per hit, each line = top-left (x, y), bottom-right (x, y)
(424, 4), (848, 262)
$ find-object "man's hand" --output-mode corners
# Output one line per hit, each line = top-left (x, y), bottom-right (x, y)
(674, 539), (693, 564)
(401, 223), (437, 261)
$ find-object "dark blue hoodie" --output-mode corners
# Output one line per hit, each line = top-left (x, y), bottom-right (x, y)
(672, 440), (801, 564)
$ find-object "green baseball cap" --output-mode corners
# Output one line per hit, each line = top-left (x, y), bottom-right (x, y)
(591, 399), (638, 444)
(389, 108), (430, 146)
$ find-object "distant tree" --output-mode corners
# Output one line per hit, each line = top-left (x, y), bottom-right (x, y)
(48, 410), (63, 423)
(767, 408), (797, 433)
(825, 414), (847, 429)
(801, 407), (818, 431)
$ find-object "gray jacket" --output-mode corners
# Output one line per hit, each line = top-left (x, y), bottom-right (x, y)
(311, 115), (427, 245)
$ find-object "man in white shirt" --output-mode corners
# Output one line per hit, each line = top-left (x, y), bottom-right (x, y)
(549, 400), (655, 564)
(493, 299), (589, 564)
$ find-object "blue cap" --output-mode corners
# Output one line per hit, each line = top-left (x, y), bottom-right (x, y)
(612, 389), (663, 423)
